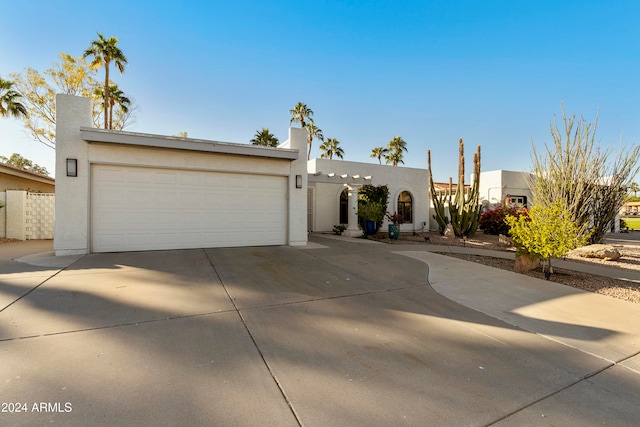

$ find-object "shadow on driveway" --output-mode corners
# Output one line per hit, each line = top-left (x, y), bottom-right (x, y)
(1, 236), (639, 426)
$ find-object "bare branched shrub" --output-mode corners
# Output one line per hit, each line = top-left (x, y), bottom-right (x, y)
(529, 106), (640, 244)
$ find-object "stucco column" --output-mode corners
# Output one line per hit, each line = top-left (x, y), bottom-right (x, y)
(6, 190), (26, 240)
(283, 127), (308, 246)
(54, 94), (92, 255)
(344, 184), (363, 237)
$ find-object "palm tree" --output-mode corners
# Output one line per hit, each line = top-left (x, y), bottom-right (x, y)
(385, 150), (405, 166)
(319, 138), (344, 159)
(289, 102), (313, 128)
(630, 182), (640, 198)
(250, 128), (279, 147)
(95, 84), (131, 129)
(384, 136), (408, 166)
(107, 86), (130, 130)
(0, 77), (27, 119)
(304, 120), (324, 160)
(370, 146), (388, 164)
(83, 33), (128, 129)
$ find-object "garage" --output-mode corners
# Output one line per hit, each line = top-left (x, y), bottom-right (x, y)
(91, 164), (288, 252)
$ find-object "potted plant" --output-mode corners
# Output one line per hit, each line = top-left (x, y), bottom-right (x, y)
(385, 212), (404, 240)
(358, 202), (384, 235)
(332, 224), (347, 235)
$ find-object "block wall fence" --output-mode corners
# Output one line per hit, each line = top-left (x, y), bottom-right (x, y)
(0, 190), (55, 240)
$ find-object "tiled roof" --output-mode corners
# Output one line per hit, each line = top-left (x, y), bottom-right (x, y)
(0, 162), (55, 182)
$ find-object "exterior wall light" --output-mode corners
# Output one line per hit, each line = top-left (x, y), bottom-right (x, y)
(66, 158), (78, 177)
(296, 175), (302, 189)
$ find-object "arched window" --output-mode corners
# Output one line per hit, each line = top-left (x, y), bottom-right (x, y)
(339, 188), (349, 224)
(397, 191), (413, 223)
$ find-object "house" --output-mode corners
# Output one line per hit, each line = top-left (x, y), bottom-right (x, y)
(0, 163), (55, 193)
(477, 170), (533, 209)
(54, 94), (307, 255)
(54, 94), (434, 254)
(0, 163), (55, 240)
(307, 158), (430, 236)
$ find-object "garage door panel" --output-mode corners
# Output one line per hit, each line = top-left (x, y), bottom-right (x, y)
(92, 165), (287, 252)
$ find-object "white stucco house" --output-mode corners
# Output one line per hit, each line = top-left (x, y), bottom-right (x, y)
(54, 94), (433, 255)
(54, 95), (308, 255)
(307, 158), (430, 236)
(477, 170), (533, 209)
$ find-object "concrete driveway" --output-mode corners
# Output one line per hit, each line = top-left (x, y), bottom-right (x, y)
(1, 236), (640, 426)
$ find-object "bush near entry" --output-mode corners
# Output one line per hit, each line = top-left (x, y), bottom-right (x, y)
(479, 203), (527, 235)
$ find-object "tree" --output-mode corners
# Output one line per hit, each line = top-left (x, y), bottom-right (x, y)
(94, 84), (131, 129)
(250, 128), (279, 147)
(319, 138), (344, 159)
(370, 146), (388, 164)
(289, 102), (313, 128)
(0, 77), (27, 119)
(304, 120), (324, 160)
(10, 53), (135, 148)
(530, 106), (640, 243)
(384, 136), (408, 166)
(83, 33), (128, 129)
(506, 202), (590, 276)
(0, 153), (49, 176)
(630, 182), (640, 198)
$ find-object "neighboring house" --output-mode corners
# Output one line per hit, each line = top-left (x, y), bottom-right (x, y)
(307, 158), (430, 236)
(0, 163), (55, 240)
(477, 170), (533, 209)
(622, 201), (640, 216)
(428, 170), (533, 231)
(0, 163), (55, 192)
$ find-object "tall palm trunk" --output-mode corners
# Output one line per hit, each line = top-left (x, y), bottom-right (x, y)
(103, 60), (110, 129)
(109, 99), (114, 130)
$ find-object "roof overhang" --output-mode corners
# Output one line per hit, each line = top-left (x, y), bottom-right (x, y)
(0, 163), (55, 185)
(80, 128), (299, 160)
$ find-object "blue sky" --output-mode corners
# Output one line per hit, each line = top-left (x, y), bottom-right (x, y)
(2, 0), (639, 181)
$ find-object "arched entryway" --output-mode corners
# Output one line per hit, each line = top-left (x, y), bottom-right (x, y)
(397, 191), (413, 223)
(339, 188), (349, 224)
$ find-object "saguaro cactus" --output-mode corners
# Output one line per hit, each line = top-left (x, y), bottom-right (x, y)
(428, 139), (481, 237)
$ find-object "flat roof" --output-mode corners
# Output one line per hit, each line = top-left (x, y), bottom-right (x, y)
(80, 128), (299, 160)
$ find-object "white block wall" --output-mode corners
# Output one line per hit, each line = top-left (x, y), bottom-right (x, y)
(0, 191), (55, 240)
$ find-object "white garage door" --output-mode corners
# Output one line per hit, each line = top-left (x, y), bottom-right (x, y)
(91, 165), (288, 252)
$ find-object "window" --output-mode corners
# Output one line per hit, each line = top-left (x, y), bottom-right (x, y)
(397, 191), (413, 223)
(509, 195), (527, 208)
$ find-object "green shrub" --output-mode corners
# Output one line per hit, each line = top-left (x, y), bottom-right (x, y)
(505, 202), (590, 274)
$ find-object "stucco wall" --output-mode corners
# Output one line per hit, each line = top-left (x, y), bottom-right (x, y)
(54, 94), (307, 255)
(0, 174), (55, 193)
(0, 192), (5, 238)
(308, 158), (430, 233)
(478, 170), (533, 208)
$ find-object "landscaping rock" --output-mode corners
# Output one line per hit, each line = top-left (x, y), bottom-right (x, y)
(498, 234), (512, 247)
(569, 244), (621, 261)
(514, 252), (541, 273)
(443, 224), (455, 238)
